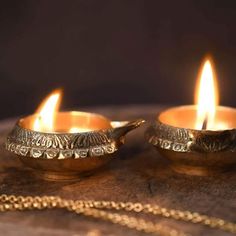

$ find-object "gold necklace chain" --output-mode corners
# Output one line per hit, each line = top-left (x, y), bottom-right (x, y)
(0, 194), (235, 236)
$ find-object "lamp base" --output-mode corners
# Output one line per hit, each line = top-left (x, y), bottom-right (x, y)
(156, 148), (236, 176)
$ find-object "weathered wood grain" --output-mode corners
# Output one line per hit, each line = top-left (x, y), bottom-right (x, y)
(0, 105), (235, 236)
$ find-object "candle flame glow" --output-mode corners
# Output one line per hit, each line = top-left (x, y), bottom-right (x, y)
(33, 89), (62, 132)
(195, 59), (219, 130)
(32, 89), (91, 133)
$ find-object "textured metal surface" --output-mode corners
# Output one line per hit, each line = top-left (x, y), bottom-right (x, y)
(146, 109), (236, 175)
(6, 119), (144, 159)
(147, 121), (236, 153)
(5, 112), (144, 179)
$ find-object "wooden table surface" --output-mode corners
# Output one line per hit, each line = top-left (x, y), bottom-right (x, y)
(0, 105), (235, 236)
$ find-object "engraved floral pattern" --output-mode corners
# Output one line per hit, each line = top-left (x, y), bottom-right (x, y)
(6, 125), (119, 159)
(147, 121), (236, 153)
(6, 119), (144, 159)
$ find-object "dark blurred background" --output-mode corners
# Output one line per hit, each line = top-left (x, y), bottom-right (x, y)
(0, 0), (236, 119)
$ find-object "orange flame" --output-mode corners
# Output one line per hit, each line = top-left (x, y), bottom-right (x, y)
(195, 58), (219, 130)
(32, 89), (91, 133)
(33, 89), (62, 132)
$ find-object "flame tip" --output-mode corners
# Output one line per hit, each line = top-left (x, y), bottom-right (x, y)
(50, 88), (63, 95)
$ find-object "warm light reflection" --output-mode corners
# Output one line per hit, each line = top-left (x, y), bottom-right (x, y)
(69, 127), (91, 133)
(33, 89), (62, 132)
(195, 59), (219, 130)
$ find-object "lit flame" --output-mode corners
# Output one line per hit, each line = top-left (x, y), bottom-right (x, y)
(32, 89), (90, 133)
(195, 59), (219, 130)
(33, 89), (62, 132)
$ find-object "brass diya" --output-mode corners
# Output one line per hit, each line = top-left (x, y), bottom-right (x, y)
(5, 112), (144, 180)
(147, 105), (236, 176)
(147, 58), (236, 176)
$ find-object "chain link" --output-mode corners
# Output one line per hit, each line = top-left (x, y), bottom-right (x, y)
(0, 194), (235, 235)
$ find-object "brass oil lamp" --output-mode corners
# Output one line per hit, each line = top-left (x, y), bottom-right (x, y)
(147, 58), (236, 176)
(6, 90), (144, 180)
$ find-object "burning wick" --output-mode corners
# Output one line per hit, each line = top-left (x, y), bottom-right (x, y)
(201, 116), (208, 130)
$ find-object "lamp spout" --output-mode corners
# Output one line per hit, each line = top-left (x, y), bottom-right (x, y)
(111, 119), (145, 139)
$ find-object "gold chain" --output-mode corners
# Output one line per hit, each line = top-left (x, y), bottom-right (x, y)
(0, 194), (235, 236)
